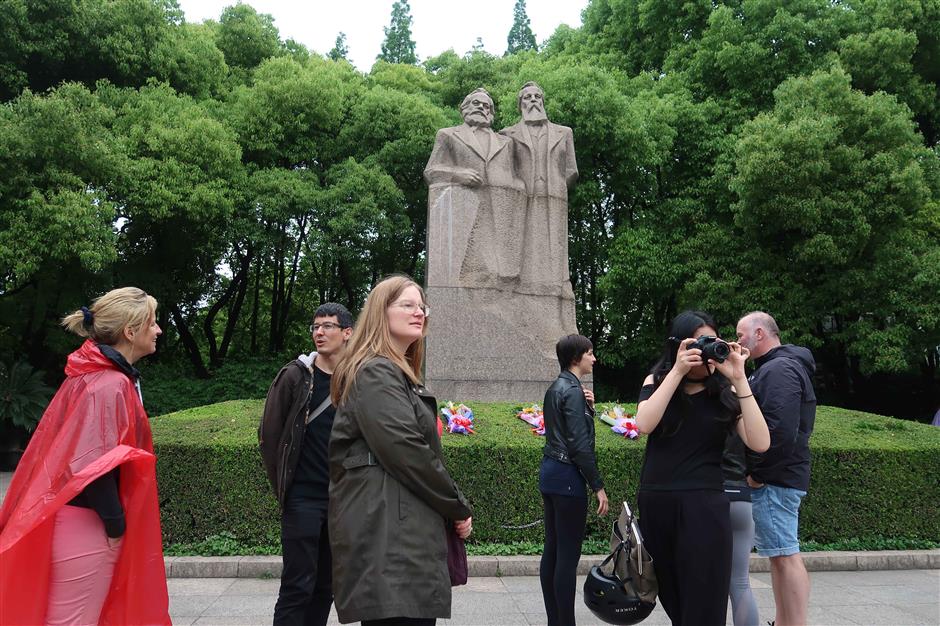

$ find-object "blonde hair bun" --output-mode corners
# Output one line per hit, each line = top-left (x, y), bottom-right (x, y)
(62, 287), (158, 346)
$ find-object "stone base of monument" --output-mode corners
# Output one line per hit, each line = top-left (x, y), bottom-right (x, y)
(425, 285), (589, 402)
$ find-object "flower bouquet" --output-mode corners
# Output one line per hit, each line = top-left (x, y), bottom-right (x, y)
(440, 401), (475, 434)
(599, 404), (640, 439)
(516, 404), (545, 436)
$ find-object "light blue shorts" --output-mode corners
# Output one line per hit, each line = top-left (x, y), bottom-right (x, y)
(751, 484), (806, 557)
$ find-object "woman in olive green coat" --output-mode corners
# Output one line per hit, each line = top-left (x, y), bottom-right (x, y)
(329, 275), (473, 626)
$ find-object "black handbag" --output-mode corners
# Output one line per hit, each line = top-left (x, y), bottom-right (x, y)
(446, 523), (468, 586)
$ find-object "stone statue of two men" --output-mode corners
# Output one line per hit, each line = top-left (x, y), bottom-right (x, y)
(422, 83), (581, 400)
(424, 83), (578, 298)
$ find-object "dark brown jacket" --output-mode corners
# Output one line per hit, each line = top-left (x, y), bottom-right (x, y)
(258, 353), (316, 505)
(328, 357), (472, 623)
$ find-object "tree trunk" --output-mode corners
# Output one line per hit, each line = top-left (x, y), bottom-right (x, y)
(276, 216), (308, 351)
(170, 303), (210, 379)
(337, 258), (356, 306)
(203, 246), (253, 368)
(269, 227), (286, 353)
(219, 246), (253, 361)
(250, 256), (262, 353)
(203, 279), (236, 368)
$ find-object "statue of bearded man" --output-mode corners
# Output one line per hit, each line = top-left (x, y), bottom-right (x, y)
(424, 88), (526, 287)
(500, 82), (578, 297)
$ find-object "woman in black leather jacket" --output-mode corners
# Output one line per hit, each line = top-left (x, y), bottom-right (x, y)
(539, 334), (609, 626)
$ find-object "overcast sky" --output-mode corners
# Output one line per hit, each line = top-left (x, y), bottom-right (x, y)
(175, 0), (588, 71)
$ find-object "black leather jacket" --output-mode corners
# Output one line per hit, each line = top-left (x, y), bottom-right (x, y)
(542, 370), (604, 492)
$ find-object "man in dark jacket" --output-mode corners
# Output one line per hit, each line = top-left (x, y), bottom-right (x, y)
(736, 311), (816, 626)
(260, 303), (353, 626)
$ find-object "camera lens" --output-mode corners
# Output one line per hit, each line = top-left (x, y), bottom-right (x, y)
(713, 341), (730, 360)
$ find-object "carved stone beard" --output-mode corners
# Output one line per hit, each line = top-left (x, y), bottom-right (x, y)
(521, 105), (548, 123)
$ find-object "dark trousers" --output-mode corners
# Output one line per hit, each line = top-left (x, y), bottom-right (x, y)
(540, 491), (588, 626)
(273, 500), (332, 626)
(362, 617), (437, 626)
(638, 489), (732, 626)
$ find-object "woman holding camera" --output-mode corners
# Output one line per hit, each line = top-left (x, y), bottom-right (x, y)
(635, 310), (769, 626)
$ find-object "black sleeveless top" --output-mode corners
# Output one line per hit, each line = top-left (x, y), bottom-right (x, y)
(638, 384), (731, 491)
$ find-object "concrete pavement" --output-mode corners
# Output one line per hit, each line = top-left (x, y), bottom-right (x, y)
(168, 570), (940, 625)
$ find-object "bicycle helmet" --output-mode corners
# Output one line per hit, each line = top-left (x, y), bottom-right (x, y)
(583, 562), (656, 625)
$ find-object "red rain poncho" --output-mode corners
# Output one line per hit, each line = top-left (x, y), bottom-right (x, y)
(0, 340), (170, 625)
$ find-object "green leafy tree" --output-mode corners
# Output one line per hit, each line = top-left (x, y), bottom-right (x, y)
(248, 167), (322, 352)
(338, 83), (452, 274)
(368, 61), (442, 100)
(152, 22), (228, 99)
(282, 38), (311, 64)
(0, 83), (120, 291)
(423, 49), (460, 75)
(838, 0), (940, 145)
(229, 55), (356, 167)
(723, 67), (940, 378)
(600, 76), (731, 371)
(328, 32), (349, 61)
(0, 0), (190, 101)
(580, 0), (713, 73)
(215, 3), (281, 71)
(313, 158), (408, 304)
(378, 0), (418, 65)
(99, 82), (244, 376)
(87, 0), (185, 86)
(506, 0), (538, 54)
(670, 0), (853, 118)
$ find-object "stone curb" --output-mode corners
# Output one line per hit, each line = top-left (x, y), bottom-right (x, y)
(164, 549), (940, 578)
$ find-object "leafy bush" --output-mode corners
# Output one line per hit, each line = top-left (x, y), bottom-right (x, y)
(0, 360), (53, 434)
(152, 401), (940, 550)
(163, 531), (277, 556)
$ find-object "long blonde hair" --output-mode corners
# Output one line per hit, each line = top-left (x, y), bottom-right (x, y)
(61, 287), (158, 346)
(331, 275), (427, 406)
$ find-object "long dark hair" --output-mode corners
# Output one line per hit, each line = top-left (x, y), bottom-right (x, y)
(650, 310), (740, 433)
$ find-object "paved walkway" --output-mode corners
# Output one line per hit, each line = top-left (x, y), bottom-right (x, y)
(169, 570), (940, 625)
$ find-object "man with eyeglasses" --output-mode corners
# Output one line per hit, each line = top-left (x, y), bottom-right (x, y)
(260, 303), (353, 626)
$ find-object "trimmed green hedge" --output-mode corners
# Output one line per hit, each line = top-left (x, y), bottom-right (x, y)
(152, 401), (940, 549)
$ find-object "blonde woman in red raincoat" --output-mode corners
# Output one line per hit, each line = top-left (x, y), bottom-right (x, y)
(0, 287), (170, 626)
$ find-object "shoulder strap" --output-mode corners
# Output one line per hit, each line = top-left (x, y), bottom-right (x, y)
(306, 395), (332, 425)
(303, 354), (333, 425)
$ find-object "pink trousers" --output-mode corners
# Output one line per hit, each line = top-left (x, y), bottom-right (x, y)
(45, 505), (122, 625)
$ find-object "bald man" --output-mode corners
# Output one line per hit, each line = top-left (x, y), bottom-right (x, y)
(736, 312), (816, 626)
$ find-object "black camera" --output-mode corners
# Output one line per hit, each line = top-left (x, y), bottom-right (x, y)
(686, 335), (730, 363)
